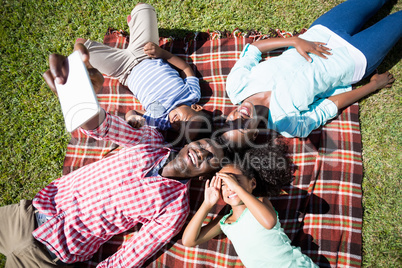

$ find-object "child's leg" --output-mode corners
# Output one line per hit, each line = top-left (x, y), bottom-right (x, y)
(126, 3), (159, 61)
(311, 0), (388, 36)
(348, 11), (402, 77)
(82, 39), (136, 85)
(80, 4), (159, 86)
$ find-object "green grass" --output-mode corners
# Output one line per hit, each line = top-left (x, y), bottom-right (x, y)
(0, 0), (400, 267)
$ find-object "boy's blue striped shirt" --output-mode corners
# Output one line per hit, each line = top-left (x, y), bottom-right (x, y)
(127, 58), (200, 130)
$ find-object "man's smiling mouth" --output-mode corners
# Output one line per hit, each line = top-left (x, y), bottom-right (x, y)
(188, 150), (197, 166)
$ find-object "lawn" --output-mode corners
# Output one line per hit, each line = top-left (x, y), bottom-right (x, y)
(0, 0), (400, 267)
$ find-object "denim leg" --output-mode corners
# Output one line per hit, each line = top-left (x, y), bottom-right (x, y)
(349, 11), (402, 77)
(311, 0), (388, 36)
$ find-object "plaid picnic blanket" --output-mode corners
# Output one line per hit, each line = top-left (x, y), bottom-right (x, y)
(68, 28), (363, 268)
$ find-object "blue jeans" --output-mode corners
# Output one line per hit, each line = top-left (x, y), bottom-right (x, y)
(311, 0), (402, 77)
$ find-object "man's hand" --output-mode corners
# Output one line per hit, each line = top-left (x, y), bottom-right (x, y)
(43, 43), (104, 95)
(293, 37), (332, 62)
(42, 43), (106, 130)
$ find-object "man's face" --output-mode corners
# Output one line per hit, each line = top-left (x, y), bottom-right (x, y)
(169, 138), (224, 178)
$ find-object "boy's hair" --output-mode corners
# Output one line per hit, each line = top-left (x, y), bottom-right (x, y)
(229, 141), (293, 198)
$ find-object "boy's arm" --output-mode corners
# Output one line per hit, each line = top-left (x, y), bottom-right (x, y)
(144, 42), (195, 78)
(125, 110), (146, 129)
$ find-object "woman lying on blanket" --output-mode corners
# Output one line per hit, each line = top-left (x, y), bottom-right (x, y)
(221, 0), (401, 148)
(182, 142), (318, 267)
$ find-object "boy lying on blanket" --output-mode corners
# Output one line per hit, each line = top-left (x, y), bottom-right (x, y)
(76, 3), (210, 142)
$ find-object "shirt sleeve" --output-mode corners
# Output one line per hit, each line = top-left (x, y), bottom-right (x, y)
(143, 113), (171, 131)
(226, 44), (262, 104)
(271, 98), (339, 138)
(184, 76), (201, 102)
(95, 190), (189, 268)
(80, 109), (164, 146)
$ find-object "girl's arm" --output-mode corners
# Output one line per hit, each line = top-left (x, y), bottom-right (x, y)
(218, 173), (277, 229)
(182, 177), (224, 247)
(252, 36), (331, 62)
(328, 72), (395, 109)
(143, 42), (195, 79)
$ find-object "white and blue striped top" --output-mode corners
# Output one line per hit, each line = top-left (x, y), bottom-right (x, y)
(126, 58), (201, 130)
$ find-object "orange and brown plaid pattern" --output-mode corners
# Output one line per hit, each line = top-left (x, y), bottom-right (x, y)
(71, 28), (362, 268)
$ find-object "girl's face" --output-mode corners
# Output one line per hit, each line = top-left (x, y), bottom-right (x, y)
(219, 165), (256, 206)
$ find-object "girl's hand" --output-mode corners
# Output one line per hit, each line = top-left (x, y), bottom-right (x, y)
(293, 37), (332, 62)
(144, 42), (165, 58)
(370, 71), (395, 91)
(204, 176), (221, 206)
(216, 172), (241, 193)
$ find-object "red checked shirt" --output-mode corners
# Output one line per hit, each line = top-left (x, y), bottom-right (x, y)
(32, 112), (190, 268)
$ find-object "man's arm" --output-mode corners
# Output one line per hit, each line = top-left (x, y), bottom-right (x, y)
(43, 43), (106, 130)
(143, 42), (195, 78)
(42, 43), (164, 146)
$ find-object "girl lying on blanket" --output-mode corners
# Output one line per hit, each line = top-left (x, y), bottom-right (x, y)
(182, 143), (318, 267)
(221, 0), (401, 148)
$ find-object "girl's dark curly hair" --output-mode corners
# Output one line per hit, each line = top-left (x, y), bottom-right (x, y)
(230, 141), (293, 198)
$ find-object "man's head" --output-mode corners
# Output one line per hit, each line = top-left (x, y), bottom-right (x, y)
(219, 101), (260, 150)
(169, 104), (212, 142)
(161, 138), (226, 179)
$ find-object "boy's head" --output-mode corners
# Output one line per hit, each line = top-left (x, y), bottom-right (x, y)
(168, 104), (212, 142)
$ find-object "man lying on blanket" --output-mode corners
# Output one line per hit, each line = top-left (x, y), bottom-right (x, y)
(0, 43), (229, 268)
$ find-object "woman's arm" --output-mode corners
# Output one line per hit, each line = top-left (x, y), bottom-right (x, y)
(252, 36), (331, 62)
(182, 177), (223, 247)
(143, 42), (195, 78)
(328, 72), (395, 109)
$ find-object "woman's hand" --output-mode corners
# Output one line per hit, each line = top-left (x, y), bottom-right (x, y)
(293, 37), (332, 62)
(204, 176), (221, 206)
(370, 71), (395, 91)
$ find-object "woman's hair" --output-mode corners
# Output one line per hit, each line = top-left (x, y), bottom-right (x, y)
(229, 141), (293, 198)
